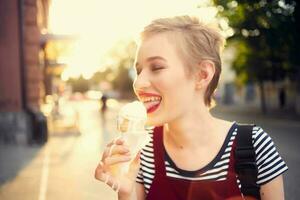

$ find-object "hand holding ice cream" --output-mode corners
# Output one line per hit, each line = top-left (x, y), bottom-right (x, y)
(117, 101), (150, 172)
(95, 101), (150, 195)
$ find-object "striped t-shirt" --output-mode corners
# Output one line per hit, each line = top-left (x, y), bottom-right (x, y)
(136, 123), (288, 194)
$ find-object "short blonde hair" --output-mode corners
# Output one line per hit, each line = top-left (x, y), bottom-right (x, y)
(140, 15), (225, 107)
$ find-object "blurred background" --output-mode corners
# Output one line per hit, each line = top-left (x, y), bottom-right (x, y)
(0, 0), (299, 199)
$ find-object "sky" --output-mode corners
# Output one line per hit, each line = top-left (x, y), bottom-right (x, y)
(48, 0), (219, 80)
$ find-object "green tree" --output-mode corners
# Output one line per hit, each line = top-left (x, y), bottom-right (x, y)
(91, 40), (137, 98)
(213, 0), (298, 112)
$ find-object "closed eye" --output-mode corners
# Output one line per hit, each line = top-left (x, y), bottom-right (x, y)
(150, 64), (165, 72)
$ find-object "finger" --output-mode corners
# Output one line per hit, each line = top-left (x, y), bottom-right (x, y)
(128, 151), (141, 179)
(112, 180), (121, 193)
(106, 137), (124, 147)
(102, 174), (121, 193)
(131, 151), (141, 166)
(114, 137), (126, 145)
(108, 144), (116, 157)
(94, 161), (105, 180)
(104, 173), (110, 184)
(95, 165), (114, 184)
(104, 154), (132, 166)
(103, 144), (130, 158)
(94, 163), (121, 193)
(98, 172), (112, 184)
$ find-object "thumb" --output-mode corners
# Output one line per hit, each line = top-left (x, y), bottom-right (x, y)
(128, 151), (141, 179)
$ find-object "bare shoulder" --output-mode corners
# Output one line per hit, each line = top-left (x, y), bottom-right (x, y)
(215, 118), (235, 134)
(210, 118), (235, 150)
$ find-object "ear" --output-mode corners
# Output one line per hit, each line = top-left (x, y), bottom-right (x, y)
(195, 60), (215, 90)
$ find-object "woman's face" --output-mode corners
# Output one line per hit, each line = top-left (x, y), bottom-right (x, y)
(133, 33), (198, 126)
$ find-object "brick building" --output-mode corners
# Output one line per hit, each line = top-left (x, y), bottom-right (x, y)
(0, 0), (50, 144)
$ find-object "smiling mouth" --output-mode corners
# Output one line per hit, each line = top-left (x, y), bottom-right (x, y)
(140, 96), (162, 114)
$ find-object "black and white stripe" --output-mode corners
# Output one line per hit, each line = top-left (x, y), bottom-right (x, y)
(253, 126), (288, 185)
(136, 125), (288, 193)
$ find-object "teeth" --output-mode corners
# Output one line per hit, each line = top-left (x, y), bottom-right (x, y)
(141, 96), (161, 103)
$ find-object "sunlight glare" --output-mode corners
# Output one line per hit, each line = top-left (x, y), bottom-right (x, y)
(49, 0), (216, 80)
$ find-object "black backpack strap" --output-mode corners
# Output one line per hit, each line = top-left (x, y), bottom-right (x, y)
(235, 124), (261, 200)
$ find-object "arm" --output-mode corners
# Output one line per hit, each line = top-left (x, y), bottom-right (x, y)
(118, 182), (146, 200)
(251, 127), (288, 200)
(260, 175), (285, 200)
(136, 182), (146, 200)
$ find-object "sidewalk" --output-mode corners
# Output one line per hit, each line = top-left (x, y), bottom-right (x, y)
(0, 144), (42, 185)
(0, 99), (122, 200)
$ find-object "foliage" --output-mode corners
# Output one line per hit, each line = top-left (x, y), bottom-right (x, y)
(213, 0), (299, 84)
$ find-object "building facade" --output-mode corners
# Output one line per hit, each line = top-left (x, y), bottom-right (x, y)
(0, 0), (49, 144)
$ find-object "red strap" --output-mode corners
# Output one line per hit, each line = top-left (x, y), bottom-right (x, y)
(152, 126), (166, 178)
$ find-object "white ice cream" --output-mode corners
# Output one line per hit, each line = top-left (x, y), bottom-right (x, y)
(118, 101), (147, 132)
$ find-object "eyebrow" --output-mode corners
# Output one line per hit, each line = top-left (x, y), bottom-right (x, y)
(135, 56), (167, 67)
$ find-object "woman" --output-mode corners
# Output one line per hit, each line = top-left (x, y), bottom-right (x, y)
(95, 15), (288, 200)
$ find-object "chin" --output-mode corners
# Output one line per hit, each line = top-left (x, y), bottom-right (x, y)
(146, 118), (164, 127)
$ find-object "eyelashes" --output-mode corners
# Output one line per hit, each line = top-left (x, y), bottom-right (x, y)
(135, 64), (166, 75)
(151, 65), (165, 72)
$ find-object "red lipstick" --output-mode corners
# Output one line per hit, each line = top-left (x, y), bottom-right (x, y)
(137, 91), (161, 97)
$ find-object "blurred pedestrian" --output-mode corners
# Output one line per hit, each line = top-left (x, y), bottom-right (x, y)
(95, 15), (288, 199)
(100, 93), (108, 127)
(279, 87), (286, 109)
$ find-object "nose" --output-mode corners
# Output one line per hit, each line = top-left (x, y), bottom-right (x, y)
(133, 70), (151, 92)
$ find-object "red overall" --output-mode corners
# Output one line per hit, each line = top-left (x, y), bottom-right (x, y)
(146, 126), (244, 200)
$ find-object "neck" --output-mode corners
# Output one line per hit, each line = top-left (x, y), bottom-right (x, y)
(164, 105), (221, 150)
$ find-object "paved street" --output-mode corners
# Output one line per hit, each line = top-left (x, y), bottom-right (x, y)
(0, 100), (299, 200)
(0, 99), (120, 200)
